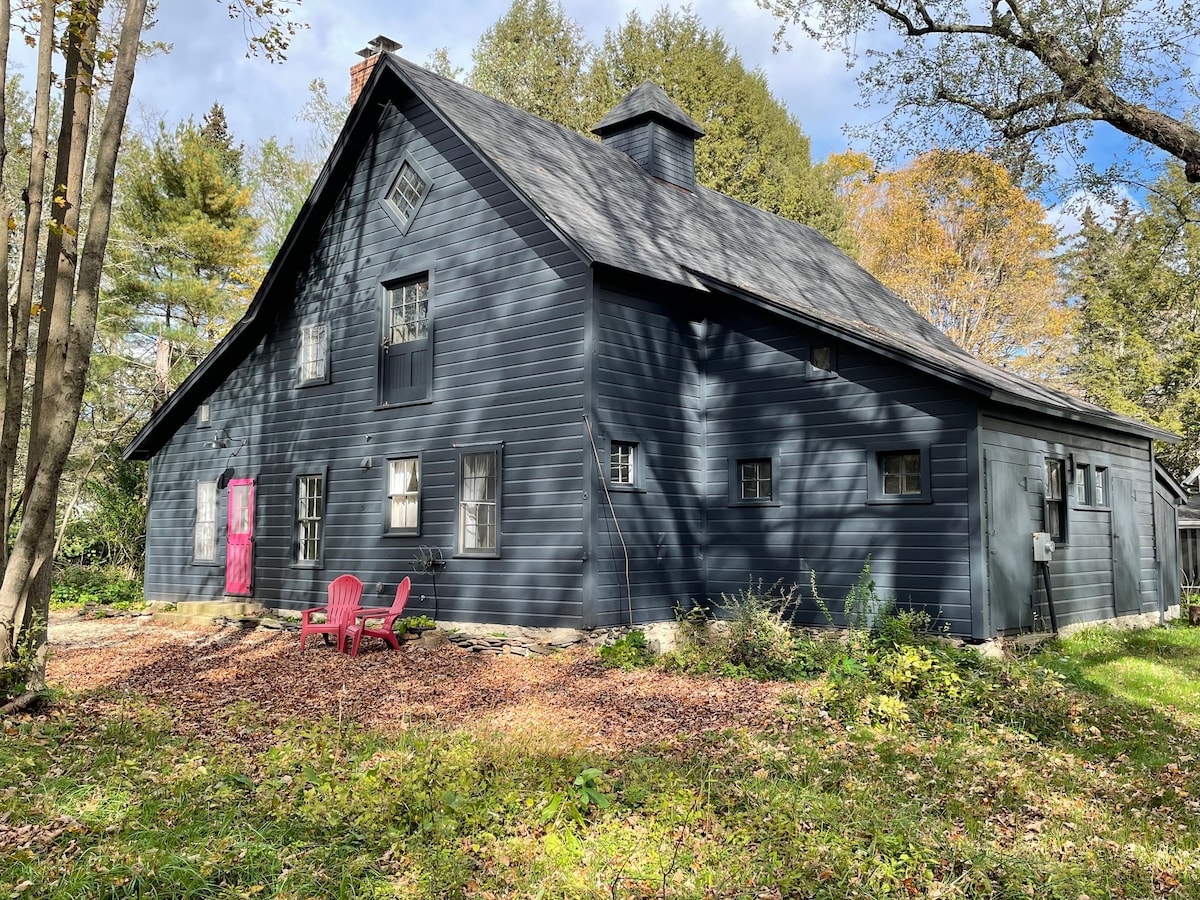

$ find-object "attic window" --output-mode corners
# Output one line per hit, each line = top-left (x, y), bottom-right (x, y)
(383, 156), (431, 233)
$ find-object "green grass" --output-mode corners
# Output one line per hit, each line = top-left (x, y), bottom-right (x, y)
(4, 627), (1200, 898)
(1048, 622), (1200, 729)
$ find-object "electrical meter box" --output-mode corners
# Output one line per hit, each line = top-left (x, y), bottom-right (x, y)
(1032, 532), (1055, 562)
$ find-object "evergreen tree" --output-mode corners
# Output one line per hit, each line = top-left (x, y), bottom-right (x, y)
(470, 0), (592, 134)
(468, 2), (851, 248)
(99, 117), (261, 414)
(1066, 165), (1200, 477)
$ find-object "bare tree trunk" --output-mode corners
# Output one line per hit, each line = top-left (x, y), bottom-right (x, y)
(0, 0), (149, 674)
(0, 0), (56, 572)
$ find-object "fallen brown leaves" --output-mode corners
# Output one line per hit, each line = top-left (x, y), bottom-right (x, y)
(45, 613), (789, 753)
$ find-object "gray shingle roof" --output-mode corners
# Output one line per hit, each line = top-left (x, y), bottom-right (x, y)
(388, 55), (1173, 441)
(123, 52), (1174, 461)
(592, 79), (705, 138)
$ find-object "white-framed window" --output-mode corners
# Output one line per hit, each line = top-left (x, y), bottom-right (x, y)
(198, 401), (211, 428)
(1075, 463), (1091, 505)
(296, 474), (324, 564)
(1094, 467), (1108, 507)
(1045, 458), (1066, 542)
(299, 322), (329, 385)
(610, 441), (637, 487)
(458, 450), (499, 555)
(387, 278), (429, 344)
(387, 457), (420, 534)
(739, 459), (773, 501)
(384, 157), (431, 232)
(194, 480), (217, 562)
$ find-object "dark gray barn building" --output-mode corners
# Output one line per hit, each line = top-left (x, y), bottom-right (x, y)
(125, 49), (1181, 638)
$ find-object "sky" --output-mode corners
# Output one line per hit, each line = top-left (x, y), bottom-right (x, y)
(129, 0), (876, 163)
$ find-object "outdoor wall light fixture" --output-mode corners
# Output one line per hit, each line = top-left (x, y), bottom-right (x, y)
(207, 428), (229, 450)
(360, 456), (374, 470)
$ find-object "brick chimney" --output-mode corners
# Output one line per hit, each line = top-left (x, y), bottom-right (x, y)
(350, 35), (402, 106)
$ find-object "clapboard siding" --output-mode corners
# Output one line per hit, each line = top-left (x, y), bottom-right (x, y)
(588, 285), (979, 635)
(591, 286), (706, 625)
(701, 310), (977, 635)
(981, 411), (1158, 631)
(144, 93), (590, 627)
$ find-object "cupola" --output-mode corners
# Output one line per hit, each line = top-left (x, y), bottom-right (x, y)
(591, 81), (704, 191)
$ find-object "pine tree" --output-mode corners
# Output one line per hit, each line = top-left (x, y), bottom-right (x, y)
(470, 0), (592, 134)
(1066, 165), (1200, 477)
(99, 118), (261, 414)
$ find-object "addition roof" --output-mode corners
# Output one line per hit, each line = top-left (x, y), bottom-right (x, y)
(124, 53), (1175, 460)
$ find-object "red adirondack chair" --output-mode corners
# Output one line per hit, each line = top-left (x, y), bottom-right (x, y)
(346, 576), (411, 657)
(299, 574), (364, 653)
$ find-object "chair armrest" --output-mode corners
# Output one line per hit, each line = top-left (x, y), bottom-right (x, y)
(300, 605), (330, 625)
(354, 606), (393, 617)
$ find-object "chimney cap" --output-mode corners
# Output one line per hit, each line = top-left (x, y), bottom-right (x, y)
(356, 35), (402, 59)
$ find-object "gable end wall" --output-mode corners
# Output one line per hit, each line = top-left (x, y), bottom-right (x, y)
(143, 92), (590, 627)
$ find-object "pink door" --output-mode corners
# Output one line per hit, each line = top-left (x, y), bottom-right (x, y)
(225, 478), (255, 596)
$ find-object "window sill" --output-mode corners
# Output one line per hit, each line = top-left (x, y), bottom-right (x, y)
(456, 550), (500, 560)
(292, 561), (325, 570)
(375, 398), (433, 410)
(383, 529), (422, 538)
(297, 377), (330, 388)
(608, 484), (646, 494)
(191, 559), (222, 567)
(728, 500), (782, 508)
(866, 495), (933, 506)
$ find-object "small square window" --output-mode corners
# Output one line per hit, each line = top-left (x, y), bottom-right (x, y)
(868, 447), (931, 503)
(739, 459), (773, 501)
(387, 457), (420, 534)
(384, 157), (431, 233)
(198, 401), (211, 428)
(881, 451), (922, 496)
(610, 441), (637, 487)
(299, 322), (329, 385)
(810, 344), (837, 376)
(296, 474), (325, 564)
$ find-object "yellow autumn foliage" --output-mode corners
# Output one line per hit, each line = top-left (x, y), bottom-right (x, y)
(845, 150), (1073, 384)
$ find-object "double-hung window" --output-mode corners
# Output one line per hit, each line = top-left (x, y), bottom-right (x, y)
(1094, 467), (1108, 507)
(458, 450), (499, 556)
(194, 481), (217, 562)
(387, 457), (420, 534)
(296, 474), (325, 564)
(1044, 458), (1066, 542)
(299, 322), (329, 385)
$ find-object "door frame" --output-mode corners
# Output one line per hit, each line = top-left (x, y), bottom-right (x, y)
(225, 477), (256, 597)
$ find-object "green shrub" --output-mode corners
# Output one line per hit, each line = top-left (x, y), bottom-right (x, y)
(51, 566), (144, 609)
(599, 630), (655, 670)
(723, 579), (800, 680)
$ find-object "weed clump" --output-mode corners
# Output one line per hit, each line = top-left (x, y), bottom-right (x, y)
(599, 630), (655, 670)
